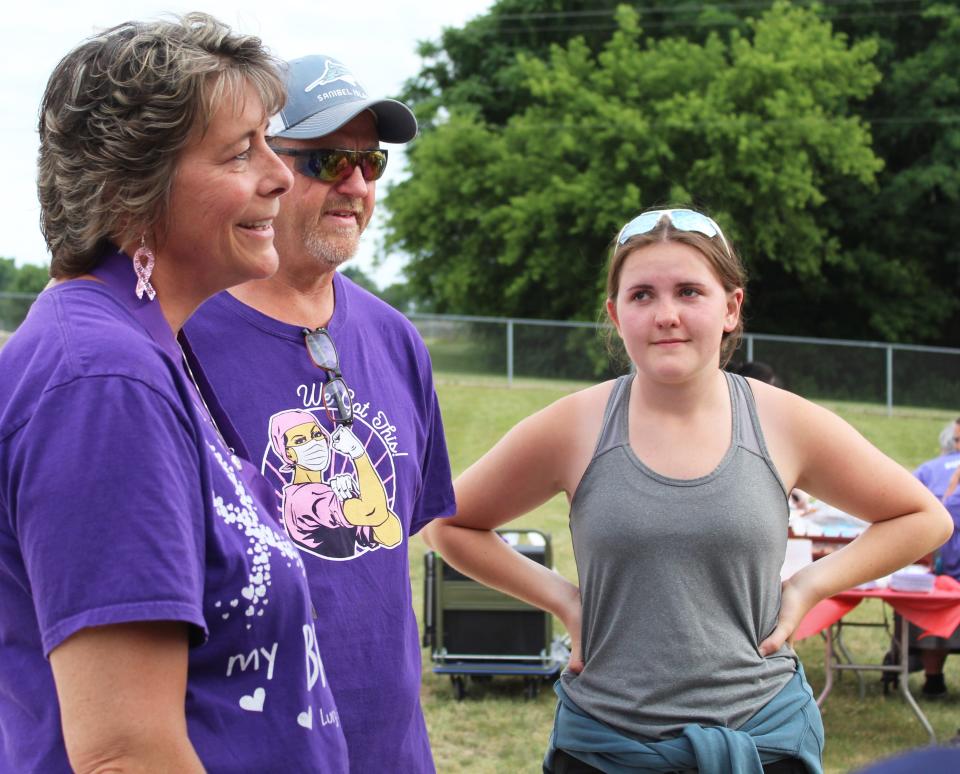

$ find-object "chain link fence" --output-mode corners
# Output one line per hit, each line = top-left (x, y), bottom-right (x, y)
(409, 313), (960, 413)
(409, 313), (627, 386)
(740, 334), (960, 412)
(2, 296), (956, 412)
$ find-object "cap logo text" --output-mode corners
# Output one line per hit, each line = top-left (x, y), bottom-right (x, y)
(304, 59), (364, 94)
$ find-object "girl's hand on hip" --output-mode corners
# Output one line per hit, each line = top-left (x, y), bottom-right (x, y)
(759, 577), (815, 656)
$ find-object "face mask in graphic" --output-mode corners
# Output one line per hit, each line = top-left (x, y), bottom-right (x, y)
(292, 439), (329, 471)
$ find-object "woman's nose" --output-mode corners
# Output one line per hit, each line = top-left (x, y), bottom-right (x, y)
(654, 299), (680, 327)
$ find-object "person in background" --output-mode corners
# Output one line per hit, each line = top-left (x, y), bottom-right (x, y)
(940, 420), (960, 503)
(854, 745), (960, 773)
(424, 207), (952, 773)
(731, 360), (783, 388)
(0, 15), (348, 771)
(186, 53), (455, 773)
(906, 417), (960, 696)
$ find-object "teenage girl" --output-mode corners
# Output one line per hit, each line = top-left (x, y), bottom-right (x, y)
(423, 208), (952, 774)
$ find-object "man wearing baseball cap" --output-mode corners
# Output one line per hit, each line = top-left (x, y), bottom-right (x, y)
(186, 55), (455, 773)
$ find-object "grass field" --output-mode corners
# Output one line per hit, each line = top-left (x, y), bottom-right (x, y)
(415, 378), (959, 773)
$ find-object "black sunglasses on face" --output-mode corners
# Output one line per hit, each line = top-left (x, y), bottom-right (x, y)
(272, 147), (388, 183)
(302, 327), (354, 427)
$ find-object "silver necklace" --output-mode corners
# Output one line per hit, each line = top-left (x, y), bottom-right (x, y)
(178, 342), (235, 455)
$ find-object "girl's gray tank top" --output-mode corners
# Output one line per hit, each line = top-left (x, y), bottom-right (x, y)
(560, 371), (797, 741)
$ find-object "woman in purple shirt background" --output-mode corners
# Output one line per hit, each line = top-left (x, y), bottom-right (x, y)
(0, 13), (348, 772)
(906, 418), (960, 696)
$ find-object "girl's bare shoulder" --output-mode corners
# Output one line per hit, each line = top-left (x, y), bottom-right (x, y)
(541, 379), (619, 431)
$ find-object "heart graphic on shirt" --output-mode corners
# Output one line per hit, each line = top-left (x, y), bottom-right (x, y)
(239, 687), (266, 712)
(241, 585), (255, 600)
(297, 707), (313, 729)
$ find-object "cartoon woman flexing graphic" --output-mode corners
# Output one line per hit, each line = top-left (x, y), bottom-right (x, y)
(270, 409), (402, 560)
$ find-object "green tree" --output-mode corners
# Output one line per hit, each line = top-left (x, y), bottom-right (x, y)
(339, 264), (424, 315)
(0, 258), (49, 294)
(393, 0), (960, 345)
(402, 0), (621, 128)
(386, 2), (883, 329)
(400, 0), (750, 127)
(819, 1), (960, 343)
(339, 264), (380, 294)
(379, 281), (425, 315)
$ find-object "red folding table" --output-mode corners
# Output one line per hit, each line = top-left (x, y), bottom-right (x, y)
(795, 575), (960, 743)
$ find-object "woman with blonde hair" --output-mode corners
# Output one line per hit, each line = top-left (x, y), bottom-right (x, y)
(0, 14), (347, 771)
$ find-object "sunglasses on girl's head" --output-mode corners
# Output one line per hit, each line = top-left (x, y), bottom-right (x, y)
(616, 208), (730, 252)
(271, 147), (388, 183)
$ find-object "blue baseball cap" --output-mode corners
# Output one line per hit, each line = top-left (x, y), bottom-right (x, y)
(268, 54), (417, 143)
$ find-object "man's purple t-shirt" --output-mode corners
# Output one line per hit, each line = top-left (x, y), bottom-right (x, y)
(186, 273), (455, 773)
(914, 452), (960, 579)
(0, 251), (348, 772)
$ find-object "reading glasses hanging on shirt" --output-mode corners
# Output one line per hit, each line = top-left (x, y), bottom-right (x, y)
(302, 327), (354, 427)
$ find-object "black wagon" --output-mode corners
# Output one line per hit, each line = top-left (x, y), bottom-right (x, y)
(422, 529), (568, 700)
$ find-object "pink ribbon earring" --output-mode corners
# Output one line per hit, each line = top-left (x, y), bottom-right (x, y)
(132, 235), (156, 301)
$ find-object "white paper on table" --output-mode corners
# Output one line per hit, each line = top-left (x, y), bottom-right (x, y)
(781, 538), (813, 581)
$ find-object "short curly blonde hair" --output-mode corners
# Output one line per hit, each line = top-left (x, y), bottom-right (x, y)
(38, 12), (286, 277)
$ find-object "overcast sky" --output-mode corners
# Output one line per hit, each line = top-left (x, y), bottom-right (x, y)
(0, 1), (494, 287)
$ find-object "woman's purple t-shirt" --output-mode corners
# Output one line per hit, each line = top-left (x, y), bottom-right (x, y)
(0, 251), (348, 772)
